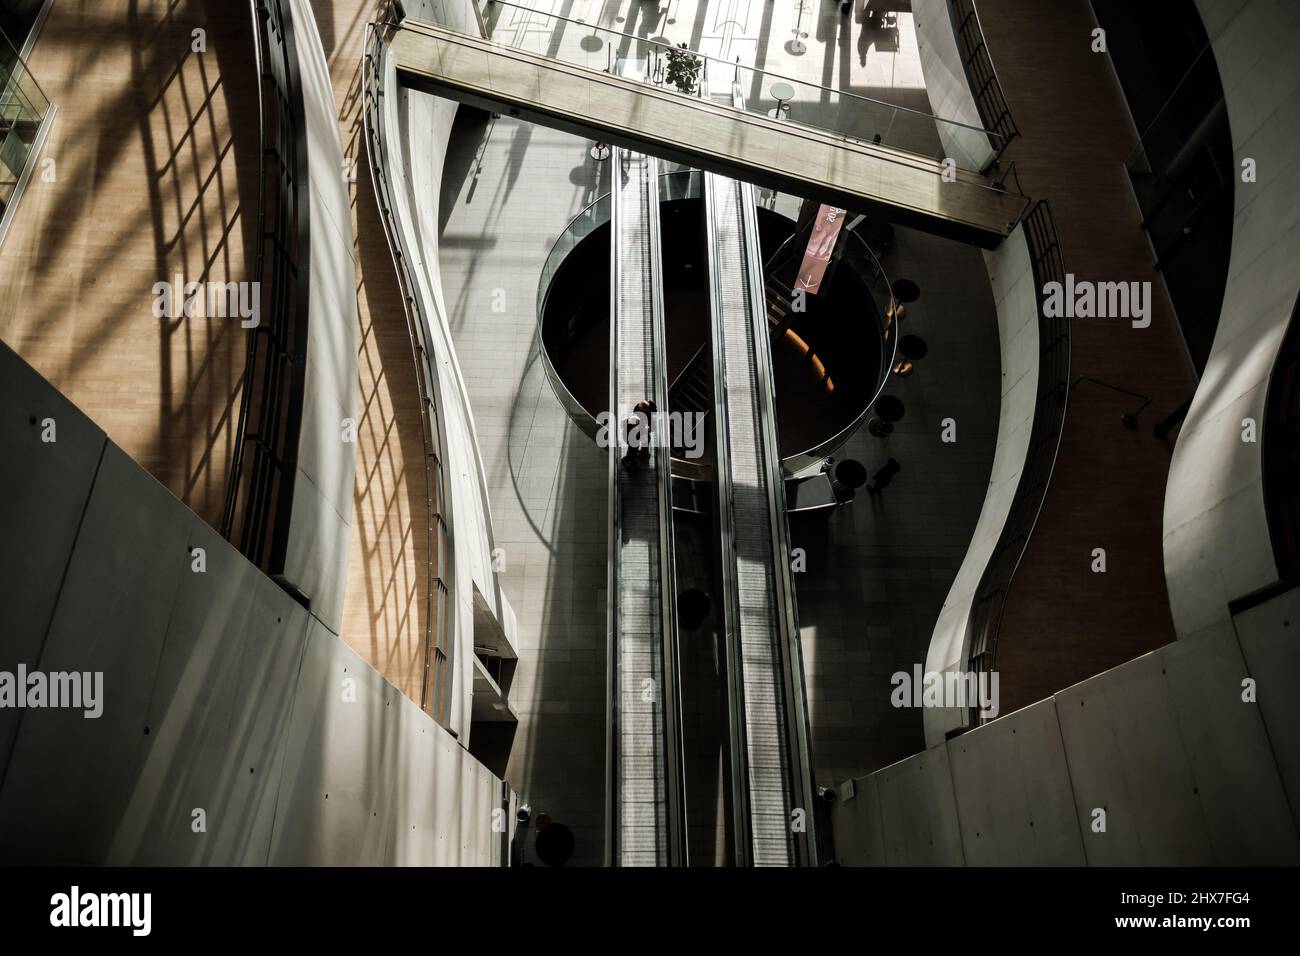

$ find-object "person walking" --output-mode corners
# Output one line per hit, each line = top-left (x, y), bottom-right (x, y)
(623, 399), (656, 469)
(866, 457), (900, 496)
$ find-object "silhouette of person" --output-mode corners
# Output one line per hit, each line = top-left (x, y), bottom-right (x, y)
(623, 399), (656, 468)
(866, 457), (900, 496)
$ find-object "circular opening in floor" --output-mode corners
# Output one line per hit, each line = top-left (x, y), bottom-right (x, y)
(539, 177), (892, 472)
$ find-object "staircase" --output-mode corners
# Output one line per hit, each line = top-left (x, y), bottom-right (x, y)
(766, 275), (798, 337)
(669, 345), (711, 418)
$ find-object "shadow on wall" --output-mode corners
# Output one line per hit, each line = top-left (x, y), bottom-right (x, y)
(501, 340), (609, 866)
(294, 0), (454, 712)
(0, 341), (497, 865)
(346, 65), (439, 704)
(140, 0), (262, 525)
(313, 0), (337, 58)
(792, 222), (1001, 786)
(0, 0), (262, 530)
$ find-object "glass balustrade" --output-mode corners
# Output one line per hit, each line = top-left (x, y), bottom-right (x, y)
(0, 29), (50, 221)
(480, 0), (1005, 171)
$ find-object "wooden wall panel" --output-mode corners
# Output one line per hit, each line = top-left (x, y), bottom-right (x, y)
(977, 0), (1199, 714)
(0, 0), (260, 529)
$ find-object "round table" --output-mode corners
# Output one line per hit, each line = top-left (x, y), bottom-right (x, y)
(535, 822), (575, 866)
(889, 278), (920, 322)
(869, 395), (905, 437)
(893, 334), (928, 377)
(899, 335), (928, 361)
(834, 459), (869, 490)
(891, 278), (920, 303)
(874, 395), (905, 423)
(770, 81), (796, 119)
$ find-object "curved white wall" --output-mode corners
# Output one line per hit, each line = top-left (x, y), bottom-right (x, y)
(912, 0), (996, 171)
(913, 13), (1038, 743)
(377, 3), (516, 741)
(1162, 0), (1300, 639)
(280, 0), (360, 636)
(922, 226), (1039, 745)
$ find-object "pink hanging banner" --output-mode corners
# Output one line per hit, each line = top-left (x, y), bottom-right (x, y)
(795, 204), (848, 296)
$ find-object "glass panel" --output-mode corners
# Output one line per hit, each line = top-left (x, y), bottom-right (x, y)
(455, 3), (1027, 229)
(479, 1), (1004, 170)
(0, 28), (50, 220)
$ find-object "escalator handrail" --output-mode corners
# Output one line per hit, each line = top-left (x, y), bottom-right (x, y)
(605, 150), (688, 866)
(644, 153), (689, 868)
(730, 84), (818, 867)
(668, 341), (709, 395)
(702, 169), (754, 866)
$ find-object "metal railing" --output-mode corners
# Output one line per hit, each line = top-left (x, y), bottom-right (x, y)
(948, 0), (1019, 170)
(726, 80), (817, 866)
(362, 15), (456, 725)
(482, 0), (1007, 172)
(603, 148), (688, 866)
(536, 188), (613, 444)
(222, 0), (310, 586)
(966, 199), (1070, 709)
(0, 26), (53, 238)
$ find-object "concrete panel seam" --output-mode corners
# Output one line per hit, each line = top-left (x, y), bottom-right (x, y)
(261, 615), (314, 865)
(0, 436), (106, 796)
(1230, 610), (1300, 846)
(1049, 695), (1091, 865)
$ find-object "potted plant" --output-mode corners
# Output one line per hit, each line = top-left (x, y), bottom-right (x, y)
(663, 43), (702, 95)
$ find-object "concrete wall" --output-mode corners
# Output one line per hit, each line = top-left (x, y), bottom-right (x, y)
(376, 1), (516, 742)
(835, 587), (1300, 865)
(912, 0), (997, 171)
(1163, 0), (1300, 639)
(922, 226), (1039, 744)
(278, 0), (361, 636)
(0, 342), (505, 865)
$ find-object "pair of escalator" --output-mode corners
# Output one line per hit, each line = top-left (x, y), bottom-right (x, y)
(605, 143), (818, 867)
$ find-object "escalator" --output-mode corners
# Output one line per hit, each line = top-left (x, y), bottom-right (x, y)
(703, 162), (818, 866)
(605, 148), (687, 866)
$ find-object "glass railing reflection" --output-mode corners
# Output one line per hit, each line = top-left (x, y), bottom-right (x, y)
(480, 0), (1003, 172)
(0, 29), (51, 217)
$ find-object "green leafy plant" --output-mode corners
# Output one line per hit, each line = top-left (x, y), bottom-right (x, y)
(664, 43), (702, 95)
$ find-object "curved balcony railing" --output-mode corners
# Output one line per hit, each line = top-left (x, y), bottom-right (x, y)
(535, 188), (613, 445)
(362, 17), (457, 725)
(222, 0), (310, 581)
(948, 0), (1020, 170)
(966, 199), (1070, 709)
